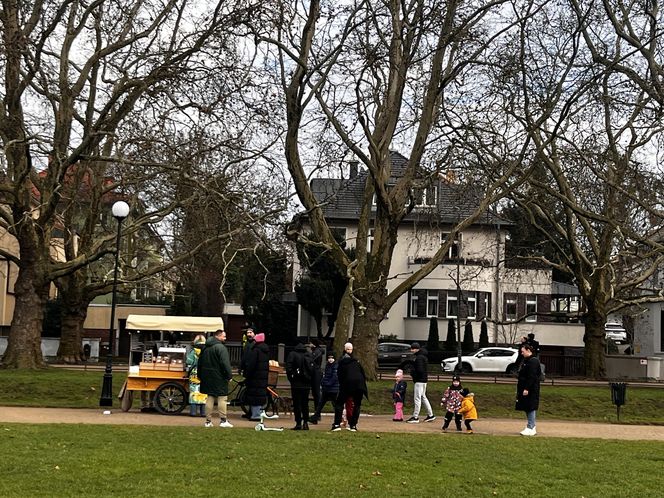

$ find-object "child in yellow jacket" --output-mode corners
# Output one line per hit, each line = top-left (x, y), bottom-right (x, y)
(458, 388), (478, 433)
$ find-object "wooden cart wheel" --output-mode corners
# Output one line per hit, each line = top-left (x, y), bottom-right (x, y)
(154, 382), (187, 415)
(121, 390), (134, 412)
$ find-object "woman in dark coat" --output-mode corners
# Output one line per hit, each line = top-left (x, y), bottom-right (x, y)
(331, 342), (368, 432)
(515, 343), (541, 436)
(244, 333), (270, 420)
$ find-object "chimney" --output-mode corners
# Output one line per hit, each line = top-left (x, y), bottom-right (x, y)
(349, 160), (358, 179)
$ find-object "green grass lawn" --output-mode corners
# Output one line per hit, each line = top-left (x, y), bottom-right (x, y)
(0, 424), (663, 497)
(1, 369), (663, 424)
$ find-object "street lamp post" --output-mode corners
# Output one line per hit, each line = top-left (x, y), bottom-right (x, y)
(99, 200), (130, 407)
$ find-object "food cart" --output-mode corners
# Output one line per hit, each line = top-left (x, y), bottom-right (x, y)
(119, 315), (224, 415)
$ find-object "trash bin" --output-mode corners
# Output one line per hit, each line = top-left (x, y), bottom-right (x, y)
(609, 382), (627, 421)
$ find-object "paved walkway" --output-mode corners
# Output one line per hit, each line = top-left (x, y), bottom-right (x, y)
(1, 406), (662, 441)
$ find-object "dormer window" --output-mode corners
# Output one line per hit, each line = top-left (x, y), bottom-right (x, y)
(410, 186), (437, 207)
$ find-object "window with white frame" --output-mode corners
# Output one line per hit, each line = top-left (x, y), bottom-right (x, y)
(409, 185), (437, 207)
(441, 232), (461, 259)
(427, 290), (439, 317)
(410, 293), (419, 317)
(466, 292), (477, 319)
(484, 293), (491, 318)
(505, 297), (517, 321)
(526, 294), (537, 322)
(447, 294), (458, 318)
(368, 228), (374, 253)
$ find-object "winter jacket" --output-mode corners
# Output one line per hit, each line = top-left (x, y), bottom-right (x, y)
(244, 341), (270, 406)
(412, 349), (429, 383)
(197, 336), (232, 396)
(392, 380), (407, 403)
(515, 355), (541, 412)
(459, 393), (478, 420)
(321, 361), (339, 393)
(286, 344), (313, 389)
(186, 345), (207, 405)
(441, 387), (463, 413)
(337, 354), (368, 398)
(239, 339), (255, 375)
(310, 345), (324, 388)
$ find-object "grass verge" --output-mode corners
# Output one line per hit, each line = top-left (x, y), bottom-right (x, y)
(0, 424), (663, 497)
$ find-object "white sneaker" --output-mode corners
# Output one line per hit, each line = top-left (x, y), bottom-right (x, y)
(204, 420), (213, 428)
(520, 427), (535, 436)
(219, 420), (233, 428)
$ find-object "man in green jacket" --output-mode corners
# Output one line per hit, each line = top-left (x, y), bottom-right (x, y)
(198, 329), (233, 428)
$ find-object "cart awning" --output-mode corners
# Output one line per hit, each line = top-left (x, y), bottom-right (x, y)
(125, 315), (224, 333)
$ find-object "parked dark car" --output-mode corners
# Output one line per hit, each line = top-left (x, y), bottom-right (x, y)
(377, 342), (416, 373)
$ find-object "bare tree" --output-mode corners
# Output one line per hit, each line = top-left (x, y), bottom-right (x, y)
(255, 0), (539, 377)
(494, 0), (664, 377)
(0, 0), (266, 368)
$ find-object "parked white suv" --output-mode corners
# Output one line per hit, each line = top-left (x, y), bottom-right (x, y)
(605, 323), (627, 343)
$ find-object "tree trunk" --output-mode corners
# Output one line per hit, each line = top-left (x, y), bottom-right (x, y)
(332, 285), (353, 356)
(56, 270), (92, 363)
(1, 266), (49, 369)
(351, 302), (384, 381)
(57, 307), (88, 364)
(583, 307), (607, 379)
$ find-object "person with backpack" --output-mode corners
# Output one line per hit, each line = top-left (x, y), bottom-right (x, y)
(286, 342), (313, 430)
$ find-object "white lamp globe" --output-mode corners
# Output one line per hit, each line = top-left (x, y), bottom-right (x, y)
(112, 201), (130, 220)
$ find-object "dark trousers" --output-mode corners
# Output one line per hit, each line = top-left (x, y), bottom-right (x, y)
(291, 387), (310, 426)
(464, 419), (474, 430)
(333, 390), (363, 427)
(310, 370), (322, 412)
(443, 411), (462, 430)
(314, 390), (337, 418)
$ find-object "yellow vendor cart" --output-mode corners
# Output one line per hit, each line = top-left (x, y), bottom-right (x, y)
(118, 315), (224, 415)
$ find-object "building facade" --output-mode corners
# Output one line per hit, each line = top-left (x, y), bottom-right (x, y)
(294, 152), (585, 347)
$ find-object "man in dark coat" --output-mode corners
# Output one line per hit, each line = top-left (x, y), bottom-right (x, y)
(331, 342), (368, 432)
(286, 342), (313, 430)
(198, 329), (233, 428)
(244, 333), (270, 421)
(239, 327), (255, 375)
(526, 333), (540, 357)
(308, 339), (324, 424)
(407, 342), (435, 423)
(516, 343), (541, 436)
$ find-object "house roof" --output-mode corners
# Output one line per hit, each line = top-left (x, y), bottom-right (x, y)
(310, 151), (507, 227)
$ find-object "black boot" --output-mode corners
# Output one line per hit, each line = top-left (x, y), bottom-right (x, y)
(303, 422), (309, 431)
(308, 415), (319, 424)
(292, 424), (302, 430)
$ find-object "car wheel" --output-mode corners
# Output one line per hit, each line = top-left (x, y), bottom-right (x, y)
(506, 364), (517, 375)
(460, 363), (472, 374)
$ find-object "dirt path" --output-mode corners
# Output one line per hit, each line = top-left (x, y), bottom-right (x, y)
(1, 406), (662, 441)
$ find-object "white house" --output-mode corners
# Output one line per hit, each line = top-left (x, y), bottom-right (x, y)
(294, 151), (585, 348)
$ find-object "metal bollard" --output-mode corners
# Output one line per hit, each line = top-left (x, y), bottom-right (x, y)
(609, 382), (627, 421)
